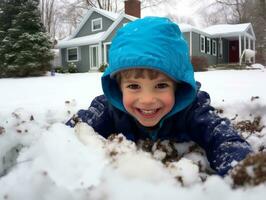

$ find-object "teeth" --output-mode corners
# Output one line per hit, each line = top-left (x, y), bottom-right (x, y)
(140, 109), (157, 114)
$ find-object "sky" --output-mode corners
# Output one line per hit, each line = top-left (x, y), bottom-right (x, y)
(0, 65), (266, 199)
(142, 0), (215, 27)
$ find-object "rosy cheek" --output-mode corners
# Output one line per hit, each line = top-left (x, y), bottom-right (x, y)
(122, 93), (133, 111)
(164, 94), (175, 109)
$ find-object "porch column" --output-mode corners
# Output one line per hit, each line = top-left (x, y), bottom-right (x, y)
(253, 39), (256, 63)
(189, 31), (192, 57)
(239, 35), (242, 65)
(98, 41), (102, 68)
(244, 35), (246, 50)
(248, 37), (251, 49)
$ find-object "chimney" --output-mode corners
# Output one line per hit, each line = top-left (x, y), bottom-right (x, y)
(124, 0), (141, 18)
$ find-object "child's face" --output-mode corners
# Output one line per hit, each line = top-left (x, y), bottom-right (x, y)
(120, 71), (175, 127)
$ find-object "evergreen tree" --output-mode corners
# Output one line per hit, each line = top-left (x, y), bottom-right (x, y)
(0, 0), (54, 77)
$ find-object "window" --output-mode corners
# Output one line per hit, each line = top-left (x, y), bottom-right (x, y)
(206, 38), (211, 54)
(212, 40), (217, 56)
(200, 35), (205, 53)
(104, 42), (111, 64)
(67, 47), (78, 62)
(90, 45), (99, 69)
(91, 18), (102, 31)
(219, 39), (223, 58)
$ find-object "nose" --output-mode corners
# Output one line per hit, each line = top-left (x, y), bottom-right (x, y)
(139, 91), (156, 105)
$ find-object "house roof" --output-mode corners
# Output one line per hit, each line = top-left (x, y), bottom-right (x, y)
(58, 7), (256, 49)
(203, 23), (255, 38)
(58, 31), (106, 48)
(178, 23), (212, 37)
(70, 7), (121, 39)
(58, 8), (137, 48)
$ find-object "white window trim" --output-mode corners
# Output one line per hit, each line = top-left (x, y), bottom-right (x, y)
(212, 40), (217, 56)
(103, 42), (111, 64)
(67, 47), (79, 62)
(200, 35), (205, 53)
(206, 38), (211, 54)
(91, 18), (102, 32)
(90, 45), (99, 69)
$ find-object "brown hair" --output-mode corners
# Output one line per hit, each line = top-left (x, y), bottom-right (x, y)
(115, 68), (161, 84)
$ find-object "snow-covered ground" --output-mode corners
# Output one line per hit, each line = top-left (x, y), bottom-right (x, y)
(0, 65), (266, 199)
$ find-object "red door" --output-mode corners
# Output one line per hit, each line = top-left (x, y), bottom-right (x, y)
(229, 41), (239, 63)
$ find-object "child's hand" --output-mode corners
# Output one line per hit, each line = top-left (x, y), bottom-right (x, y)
(230, 152), (266, 186)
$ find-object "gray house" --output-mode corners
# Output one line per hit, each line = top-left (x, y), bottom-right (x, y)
(179, 23), (256, 65)
(57, 6), (137, 72)
(58, 1), (256, 72)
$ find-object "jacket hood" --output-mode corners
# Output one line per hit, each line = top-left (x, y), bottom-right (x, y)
(102, 16), (196, 118)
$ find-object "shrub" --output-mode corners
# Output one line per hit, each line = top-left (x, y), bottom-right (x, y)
(98, 63), (108, 72)
(0, 65), (6, 78)
(54, 66), (66, 73)
(255, 51), (266, 65)
(3, 64), (49, 77)
(191, 56), (208, 72)
(67, 62), (78, 73)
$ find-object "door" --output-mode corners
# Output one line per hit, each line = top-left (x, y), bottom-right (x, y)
(90, 45), (99, 69)
(229, 40), (239, 63)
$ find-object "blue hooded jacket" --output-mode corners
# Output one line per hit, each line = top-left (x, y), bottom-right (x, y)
(67, 17), (252, 175)
(102, 17), (196, 118)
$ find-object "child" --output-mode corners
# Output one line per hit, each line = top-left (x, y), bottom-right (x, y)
(66, 17), (252, 176)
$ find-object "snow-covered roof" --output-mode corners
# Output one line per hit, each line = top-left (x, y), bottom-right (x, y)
(58, 31), (106, 48)
(70, 7), (121, 39)
(203, 23), (255, 38)
(94, 7), (120, 20)
(178, 23), (211, 37)
(178, 22), (255, 39)
(58, 10), (137, 49)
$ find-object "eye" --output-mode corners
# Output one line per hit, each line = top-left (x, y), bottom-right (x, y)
(156, 83), (169, 89)
(126, 84), (140, 90)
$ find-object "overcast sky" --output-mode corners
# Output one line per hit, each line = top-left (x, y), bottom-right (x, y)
(142, 0), (215, 27)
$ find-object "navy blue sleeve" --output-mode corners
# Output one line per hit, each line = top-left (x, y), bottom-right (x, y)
(66, 95), (114, 138)
(185, 90), (252, 176)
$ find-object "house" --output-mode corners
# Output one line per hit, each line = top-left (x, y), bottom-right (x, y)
(58, 0), (256, 72)
(57, 0), (139, 72)
(180, 23), (256, 66)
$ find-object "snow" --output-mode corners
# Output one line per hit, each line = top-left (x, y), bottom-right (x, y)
(178, 23), (209, 36)
(178, 23), (252, 39)
(203, 23), (251, 36)
(57, 31), (106, 48)
(0, 66), (266, 199)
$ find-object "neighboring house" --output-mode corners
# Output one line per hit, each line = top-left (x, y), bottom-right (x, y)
(180, 23), (256, 65)
(58, 1), (256, 72)
(57, 7), (137, 72)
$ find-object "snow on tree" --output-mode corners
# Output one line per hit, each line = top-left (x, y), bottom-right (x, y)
(0, 0), (54, 77)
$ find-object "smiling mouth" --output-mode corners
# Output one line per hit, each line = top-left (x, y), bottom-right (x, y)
(136, 108), (160, 118)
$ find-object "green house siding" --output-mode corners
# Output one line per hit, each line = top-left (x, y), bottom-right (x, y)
(189, 33), (218, 65)
(76, 12), (113, 37)
(61, 46), (90, 72)
(217, 38), (229, 64)
(79, 45), (90, 72)
(182, 32), (190, 50)
(61, 48), (67, 68)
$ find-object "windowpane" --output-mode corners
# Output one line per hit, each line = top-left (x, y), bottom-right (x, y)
(68, 48), (78, 61)
(92, 18), (102, 31)
(212, 40), (217, 56)
(206, 38), (210, 54)
(200, 35), (205, 53)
